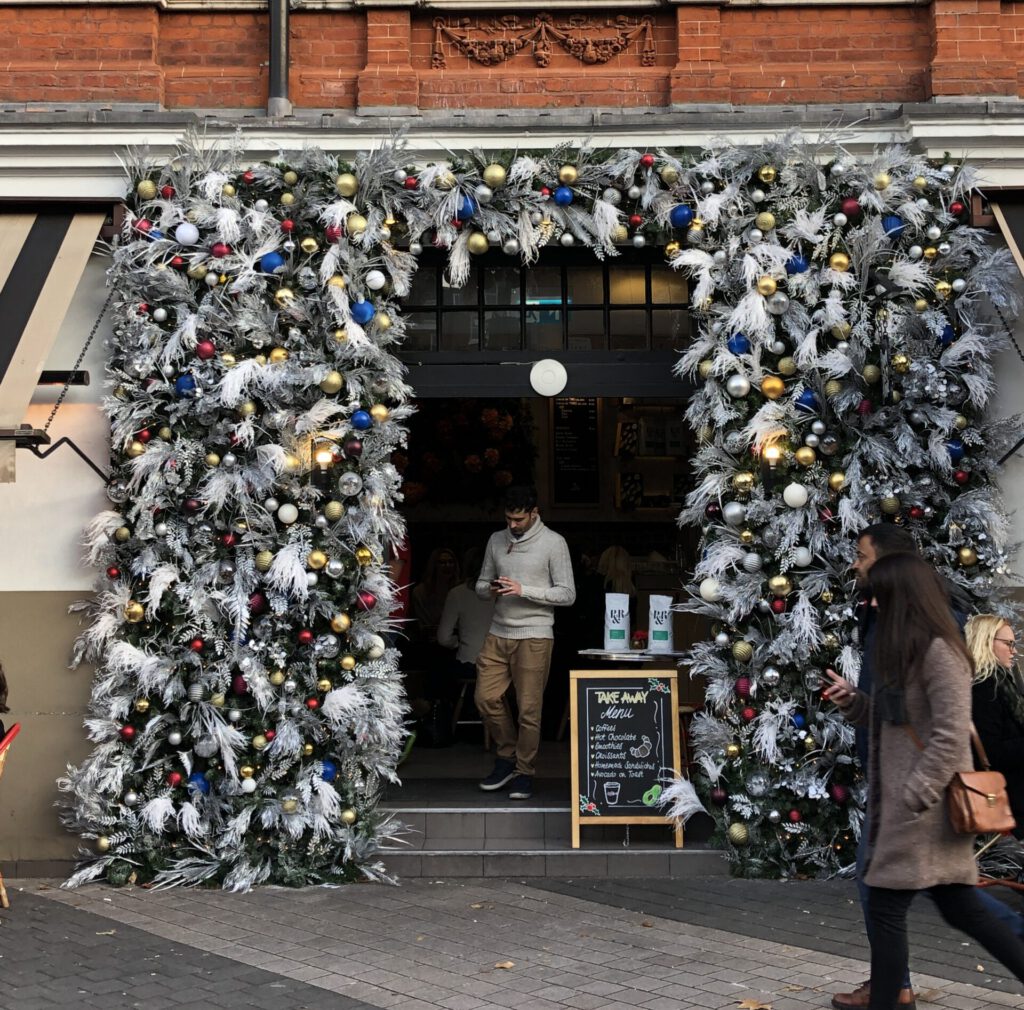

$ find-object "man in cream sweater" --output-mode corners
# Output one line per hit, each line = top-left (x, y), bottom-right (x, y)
(475, 486), (576, 799)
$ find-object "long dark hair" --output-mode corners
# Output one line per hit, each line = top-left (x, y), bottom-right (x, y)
(869, 553), (972, 687)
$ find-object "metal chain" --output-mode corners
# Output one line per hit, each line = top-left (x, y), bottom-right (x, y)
(42, 288), (114, 433)
(994, 303), (1024, 370)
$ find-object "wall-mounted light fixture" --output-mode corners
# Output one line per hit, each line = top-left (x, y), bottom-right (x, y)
(38, 370), (90, 387)
(761, 443), (781, 493)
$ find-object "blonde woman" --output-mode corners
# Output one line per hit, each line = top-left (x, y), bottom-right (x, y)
(967, 614), (1024, 837)
(596, 546), (635, 597)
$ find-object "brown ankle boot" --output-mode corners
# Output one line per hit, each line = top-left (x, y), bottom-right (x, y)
(831, 982), (916, 1009)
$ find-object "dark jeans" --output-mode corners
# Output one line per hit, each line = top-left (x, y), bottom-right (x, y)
(856, 828), (912, 989)
(866, 884), (1024, 1009)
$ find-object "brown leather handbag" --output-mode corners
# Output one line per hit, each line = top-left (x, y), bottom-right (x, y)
(907, 724), (1016, 835)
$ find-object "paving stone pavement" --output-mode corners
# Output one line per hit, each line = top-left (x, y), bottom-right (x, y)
(4, 875), (1024, 1010)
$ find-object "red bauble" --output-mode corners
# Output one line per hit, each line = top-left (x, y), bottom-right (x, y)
(909, 506), (925, 520)
(248, 592), (268, 614)
(264, 729), (276, 741)
(856, 398), (873, 416)
(220, 532), (237, 548)
(306, 697), (320, 710)
(170, 255), (185, 269)
(451, 219), (464, 231)
(160, 185), (176, 199)
(710, 786), (729, 806)
(829, 783), (850, 805)
(137, 429), (152, 443)
(324, 224), (342, 243)
(167, 771), (183, 788)
(734, 676), (751, 699)
(540, 186), (552, 198)
(228, 433), (241, 447)
(189, 638), (204, 653)
(119, 725), (136, 742)
(741, 706), (757, 722)
(138, 302), (150, 313)
(183, 498), (202, 513)
(788, 809), (802, 823)
(281, 219), (295, 232)
(134, 219), (153, 233)
(242, 170), (256, 184)
(210, 242), (231, 257)
(343, 437), (363, 458)
(356, 589), (378, 611)
(639, 153), (656, 169)
(840, 197), (862, 220)
(403, 176), (418, 190)
(195, 339), (216, 360)
(771, 599), (787, 615)
(950, 201), (966, 216)
(628, 213), (644, 228)
(954, 469), (970, 485)
(297, 628), (314, 646)
(232, 674), (248, 696)
(106, 566), (121, 579)
(819, 507), (835, 523)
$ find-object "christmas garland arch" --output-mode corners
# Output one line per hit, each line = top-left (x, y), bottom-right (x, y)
(60, 132), (1020, 888)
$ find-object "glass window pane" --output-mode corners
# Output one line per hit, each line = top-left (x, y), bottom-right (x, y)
(440, 312), (479, 350)
(483, 310), (521, 350)
(443, 267), (478, 306)
(609, 309), (647, 350)
(525, 266), (562, 305)
(525, 307), (563, 350)
(403, 311), (436, 351)
(651, 266), (688, 304)
(484, 265), (521, 306)
(407, 266), (437, 306)
(652, 309), (690, 350)
(567, 308), (606, 350)
(567, 266), (603, 306)
(608, 266), (646, 305)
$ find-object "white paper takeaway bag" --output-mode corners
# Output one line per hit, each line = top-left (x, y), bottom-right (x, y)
(648, 594), (675, 653)
(603, 593), (630, 651)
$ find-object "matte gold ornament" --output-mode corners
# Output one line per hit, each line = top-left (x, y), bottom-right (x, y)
(317, 678), (333, 693)
(862, 364), (881, 384)
(958, 546), (979, 567)
(914, 298), (928, 312)
(824, 379), (843, 398)
(269, 346), (289, 363)
(727, 822), (750, 846)
(755, 211), (776, 231)
(333, 328), (348, 344)
(355, 546), (374, 566)
(340, 808), (358, 826)
(114, 526), (131, 543)
(136, 179), (158, 200)
(237, 400), (258, 418)
(731, 640), (754, 662)
(659, 165), (679, 185)
(283, 453), (302, 473)
(124, 600), (145, 623)
(220, 352), (236, 366)
(300, 237), (319, 255)
(873, 171), (891, 190)
(831, 323), (852, 339)
(913, 175), (928, 190)
(252, 734), (268, 750)
(664, 241), (681, 258)
(794, 446), (816, 466)
(436, 171), (457, 190)
(828, 471), (847, 492)
(756, 276), (778, 297)
(558, 165), (579, 185)
(126, 440), (146, 458)
(822, 633), (840, 651)
(954, 414), (968, 431)
(880, 495), (901, 514)
(340, 654), (357, 671)
(307, 549), (328, 570)
(923, 246), (938, 261)
(777, 356), (797, 377)
(761, 375), (785, 400)
(935, 280), (952, 298)
(804, 735), (818, 752)
(768, 575), (793, 598)
(698, 360), (714, 380)
(739, 529), (755, 545)
(255, 550), (274, 572)
(482, 164), (507, 188)
(892, 353), (911, 374)
(346, 213), (368, 235)
(274, 288), (295, 306)
(323, 501), (344, 522)
(375, 312), (392, 331)
(369, 404), (389, 423)
(302, 743), (315, 757)
(281, 795), (299, 814)
(268, 670), (286, 686)
(327, 274), (346, 289)
(239, 765), (255, 778)
(820, 589), (834, 604)
(467, 231), (490, 255)
(135, 698), (150, 713)
(612, 224), (629, 243)
(283, 170), (298, 185)
(158, 426), (172, 440)
(688, 219), (705, 234)
(757, 165), (777, 183)
(280, 192), (295, 206)
(222, 183), (236, 198)
(254, 354), (267, 366)
(320, 370), (344, 395)
(335, 172), (359, 197)
(331, 613), (352, 633)
(731, 471), (756, 494)
(205, 452), (221, 467)
(96, 835), (112, 853)
(725, 742), (742, 759)
(210, 693), (225, 708)
(829, 252), (850, 272)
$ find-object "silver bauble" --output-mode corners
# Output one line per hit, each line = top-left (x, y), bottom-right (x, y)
(750, 188), (766, 203)
(221, 452), (237, 468)
(767, 809), (782, 824)
(627, 185), (642, 200)
(409, 242), (423, 256)
(195, 736), (218, 758)
(771, 340), (787, 355)
(767, 292), (790, 315)
(715, 632), (731, 647)
(474, 184), (493, 205)
(722, 501), (747, 526)
(154, 522), (169, 537)
(264, 497), (280, 512)
(701, 181), (715, 195)
(745, 772), (770, 797)
(926, 225), (942, 241)
(306, 572), (319, 588)
(502, 239), (520, 256)
(314, 514), (329, 529)
(123, 790), (139, 807)
(747, 228), (763, 244)
(325, 558), (345, 579)
(317, 634), (340, 658)
(833, 213), (847, 227)
(820, 434), (840, 456)
(908, 245), (923, 260)
(602, 188), (621, 205)
(761, 666), (781, 687)
(952, 278), (967, 293)
(632, 234), (646, 248)
(218, 560), (236, 583)
(713, 250), (727, 265)
(742, 553), (763, 573)
(228, 708), (242, 722)
(560, 232), (575, 247)
(758, 599), (772, 613)
(284, 678), (297, 693)
(168, 730), (183, 746)
(804, 434), (820, 448)
(187, 683), (203, 703)
(726, 374), (751, 398)
(811, 420), (826, 435)
(338, 471), (363, 497)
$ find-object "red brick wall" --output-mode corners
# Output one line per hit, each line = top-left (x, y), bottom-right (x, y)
(0, 3), (1019, 111)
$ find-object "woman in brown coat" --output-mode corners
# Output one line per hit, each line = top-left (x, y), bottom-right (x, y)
(825, 553), (1024, 1010)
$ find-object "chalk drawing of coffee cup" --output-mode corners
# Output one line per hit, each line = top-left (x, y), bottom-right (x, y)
(603, 781), (621, 805)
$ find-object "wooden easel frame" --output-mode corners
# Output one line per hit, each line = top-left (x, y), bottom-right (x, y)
(569, 668), (683, 849)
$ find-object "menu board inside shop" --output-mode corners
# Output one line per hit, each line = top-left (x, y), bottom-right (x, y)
(570, 669), (683, 847)
(551, 396), (600, 505)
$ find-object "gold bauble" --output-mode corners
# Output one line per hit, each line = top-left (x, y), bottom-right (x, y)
(222, 183), (236, 198)
(822, 633), (840, 651)
(331, 613), (352, 633)
(873, 171), (891, 191)
(220, 352), (236, 367)
(96, 835), (112, 853)
(308, 549), (328, 570)
(299, 237), (319, 255)
(158, 426), (172, 441)
(761, 375), (785, 400)
(756, 276), (777, 297)
(739, 529), (755, 545)
(558, 165), (578, 185)
(280, 192), (295, 207)
(274, 287), (296, 307)
(135, 698), (150, 714)
(370, 403), (389, 423)
(891, 353), (911, 374)
(862, 364), (881, 384)
(880, 495), (901, 515)
(828, 471), (847, 492)
(757, 165), (777, 184)
(320, 370), (344, 395)
(824, 379), (843, 398)
(923, 246), (938, 261)
(268, 670), (286, 686)
(375, 312), (392, 332)
(466, 231), (490, 255)
(283, 453), (302, 473)
(482, 163), (507, 189)
(755, 211), (776, 232)
(958, 546), (979, 567)
(659, 165), (679, 185)
(126, 439), (146, 458)
(237, 400), (258, 418)
(794, 446), (817, 466)
(611, 224), (629, 243)
(269, 346), (289, 364)
(777, 356), (797, 377)
(327, 274), (346, 290)
(346, 213), (368, 235)
(283, 170), (298, 186)
(281, 796), (299, 814)
(731, 640), (754, 663)
(333, 328), (348, 344)
(187, 263), (208, 280)
(820, 589), (834, 604)
(323, 500), (344, 522)
(124, 601), (145, 623)
(731, 471), (756, 494)
(954, 414), (968, 431)
(239, 764), (255, 778)
(340, 808), (358, 826)
(727, 822), (750, 846)
(136, 179), (158, 200)
(255, 550), (274, 572)
(302, 743), (315, 757)
(210, 693), (225, 708)
(436, 171), (457, 190)
(698, 360), (714, 380)
(664, 241), (681, 259)
(205, 452), (221, 467)
(340, 654), (357, 671)
(114, 526), (131, 543)
(252, 734), (268, 750)
(804, 735), (818, 752)
(914, 298), (929, 312)
(317, 677), (333, 693)
(355, 546), (373, 566)
(935, 280), (952, 298)
(768, 574), (793, 597)
(725, 743), (742, 760)
(829, 252), (850, 272)
(254, 355), (267, 366)
(335, 172), (359, 197)
(913, 175), (928, 190)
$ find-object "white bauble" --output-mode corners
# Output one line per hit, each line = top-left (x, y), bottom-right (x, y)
(699, 578), (722, 602)
(474, 184), (493, 205)
(277, 503), (299, 524)
(833, 213), (847, 227)
(174, 222), (200, 245)
(783, 482), (809, 508)
(152, 307), (168, 322)
(366, 634), (387, 660)
(632, 234), (646, 248)
(365, 269), (386, 291)
(168, 730), (183, 746)
(502, 239), (520, 256)
(793, 546), (814, 567)
(254, 199), (269, 212)
(560, 232), (575, 247)
(240, 778), (257, 794)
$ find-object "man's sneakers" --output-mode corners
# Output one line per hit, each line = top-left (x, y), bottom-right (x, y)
(508, 775), (533, 800)
(479, 758), (516, 791)
(832, 981), (916, 1009)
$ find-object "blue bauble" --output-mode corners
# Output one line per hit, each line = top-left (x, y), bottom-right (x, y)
(321, 760), (337, 782)
(882, 215), (905, 239)
(260, 251), (286, 274)
(350, 300), (375, 325)
(946, 438), (965, 463)
(940, 323), (956, 346)
(795, 388), (819, 413)
(457, 195), (477, 221)
(553, 186), (574, 207)
(786, 253), (809, 275)
(792, 713), (806, 729)
(727, 334), (751, 355)
(174, 373), (197, 399)
(148, 229), (164, 241)
(188, 772), (211, 796)
(669, 204), (694, 228)
(351, 410), (372, 431)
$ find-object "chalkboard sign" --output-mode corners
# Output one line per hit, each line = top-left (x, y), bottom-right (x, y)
(570, 668), (683, 847)
(551, 397), (600, 506)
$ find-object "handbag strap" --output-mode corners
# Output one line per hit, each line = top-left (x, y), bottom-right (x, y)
(902, 722), (991, 770)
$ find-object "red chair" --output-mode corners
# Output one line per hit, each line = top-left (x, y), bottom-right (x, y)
(0, 723), (21, 909)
